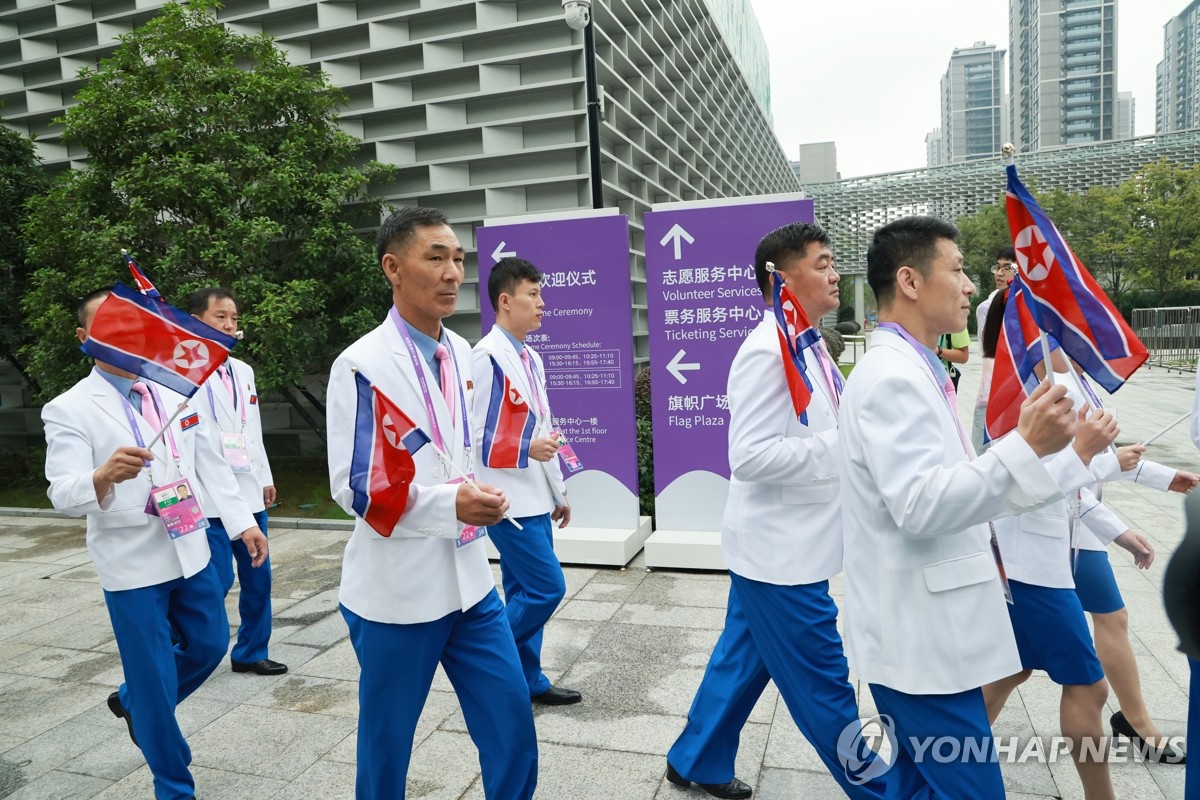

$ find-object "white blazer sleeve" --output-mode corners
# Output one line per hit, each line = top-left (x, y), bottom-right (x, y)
(535, 351), (568, 500)
(43, 400), (114, 515)
(1079, 488), (1127, 545)
(470, 345), (493, 453)
(727, 339), (837, 486)
(193, 407), (257, 537)
(326, 354), (459, 539)
(245, 366), (274, 488)
(1125, 458), (1175, 492)
(1045, 445), (1098, 495)
(859, 371), (1070, 538)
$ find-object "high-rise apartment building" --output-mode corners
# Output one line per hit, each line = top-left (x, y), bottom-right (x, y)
(925, 128), (945, 167)
(0, 0), (797, 352)
(1156, 0), (1200, 134)
(940, 42), (1007, 163)
(1009, 0), (1117, 152)
(790, 141), (839, 185)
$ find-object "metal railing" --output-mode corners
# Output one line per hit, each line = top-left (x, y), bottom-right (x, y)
(1132, 306), (1200, 373)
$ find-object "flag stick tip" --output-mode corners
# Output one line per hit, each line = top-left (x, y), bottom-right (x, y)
(1001, 143), (1016, 158)
(350, 367), (358, 374)
(765, 260), (776, 273)
(119, 248), (128, 256)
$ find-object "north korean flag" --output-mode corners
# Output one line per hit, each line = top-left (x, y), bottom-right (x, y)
(1006, 162), (1146, 392)
(771, 271), (820, 424)
(985, 278), (1047, 442)
(124, 251), (160, 298)
(349, 371), (431, 537)
(81, 283), (237, 398)
(481, 356), (536, 469)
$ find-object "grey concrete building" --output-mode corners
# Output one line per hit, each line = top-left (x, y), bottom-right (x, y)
(1156, 0), (1200, 134)
(925, 127), (944, 167)
(1010, 0), (1118, 151)
(0, 0), (798, 355)
(940, 41), (1007, 163)
(790, 140), (838, 185)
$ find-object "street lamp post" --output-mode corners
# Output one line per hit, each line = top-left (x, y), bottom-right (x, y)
(563, 0), (603, 209)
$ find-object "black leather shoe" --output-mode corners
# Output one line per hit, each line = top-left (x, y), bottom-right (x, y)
(107, 691), (138, 747)
(531, 685), (582, 706)
(231, 658), (288, 676)
(1111, 710), (1186, 764)
(666, 762), (752, 799)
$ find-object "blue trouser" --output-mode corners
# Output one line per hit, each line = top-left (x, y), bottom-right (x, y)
(668, 573), (886, 799)
(104, 560), (228, 800)
(1188, 658), (1199, 799)
(486, 513), (564, 696)
(340, 589), (538, 800)
(206, 509), (272, 663)
(869, 683), (1004, 800)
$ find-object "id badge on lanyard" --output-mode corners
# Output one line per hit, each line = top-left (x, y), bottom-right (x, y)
(149, 479), (209, 539)
(222, 433), (253, 473)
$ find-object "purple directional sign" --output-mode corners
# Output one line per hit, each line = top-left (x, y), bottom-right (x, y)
(643, 196), (814, 531)
(476, 212), (639, 530)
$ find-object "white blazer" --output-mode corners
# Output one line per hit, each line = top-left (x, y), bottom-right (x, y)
(721, 315), (843, 586)
(327, 316), (494, 625)
(195, 355), (273, 516)
(43, 369), (257, 592)
(470, 325), (565, 518)
(992, 370), (1113, 588)
(839, 330), (1080, 695)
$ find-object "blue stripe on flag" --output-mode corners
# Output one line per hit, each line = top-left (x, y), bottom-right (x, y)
(349, 371), (376, 520)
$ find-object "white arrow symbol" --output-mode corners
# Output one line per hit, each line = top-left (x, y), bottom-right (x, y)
(666, 349), (700, 384)
(491, 241), (517, 262)
(659, 223), (695, 260)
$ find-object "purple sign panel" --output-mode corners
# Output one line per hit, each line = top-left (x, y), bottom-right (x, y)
(476, 212), (639, 529)
(643, 197), (814, 531)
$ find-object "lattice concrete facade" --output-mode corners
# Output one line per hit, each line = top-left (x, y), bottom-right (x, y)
(0, 0), (798, 356)
(805, 129), (1200, 273)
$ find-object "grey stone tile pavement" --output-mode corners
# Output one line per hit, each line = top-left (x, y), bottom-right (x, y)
(0, 345), (1196, 799)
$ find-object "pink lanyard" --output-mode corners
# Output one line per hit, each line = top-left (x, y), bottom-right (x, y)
(878, 324), (973, 455)
(118, 382), (181, 482)
(389, 307), (470, 452)
(205, 362), (246, 431)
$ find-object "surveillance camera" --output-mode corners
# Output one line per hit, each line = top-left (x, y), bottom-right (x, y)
(562, 0), (591, 30)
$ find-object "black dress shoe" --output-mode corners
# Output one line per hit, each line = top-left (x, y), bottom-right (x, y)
(666, 762), (752, 799)
(1111, 710), (1186, 764)
(531, 685), (582, 706)
(107, 691), (138, 747)
(231, 658), (288, 676)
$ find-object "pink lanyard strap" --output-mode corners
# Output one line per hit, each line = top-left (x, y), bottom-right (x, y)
(206, 362), (247, 431)
(389, 307), (470, 452)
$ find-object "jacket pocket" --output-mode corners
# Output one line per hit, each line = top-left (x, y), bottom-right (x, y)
(779, 482), (836, 506)
(923, 551), (996, 593)
(102, 508), (154, 529)
(1018, 510), (1065, 539)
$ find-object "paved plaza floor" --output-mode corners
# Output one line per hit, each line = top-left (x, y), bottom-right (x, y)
(0, 345), (1196, 799)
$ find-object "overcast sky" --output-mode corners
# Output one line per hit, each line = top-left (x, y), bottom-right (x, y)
(746, 0), (1185, 179)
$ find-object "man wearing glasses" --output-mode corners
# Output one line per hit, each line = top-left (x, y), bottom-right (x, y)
(976, 246), (1016, 335)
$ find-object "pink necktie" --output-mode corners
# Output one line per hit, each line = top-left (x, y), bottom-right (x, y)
(434, 344), (455, 419)
(218, 364), (235, 404)
(130, 381), (162, 429)
(519, 349), (548, 416)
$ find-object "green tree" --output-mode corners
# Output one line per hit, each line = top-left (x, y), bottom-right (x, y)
(21, 0), (391, 406)
(1126, 159), (1200, 305)
(0, 110), (47, 388)
(956, 198), (1008, 290)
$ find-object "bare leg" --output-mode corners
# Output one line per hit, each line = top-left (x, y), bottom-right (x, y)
(983, 669), (1032, 724)
(1091, 608), (1168, 743)
(1061, 680), (1114, 800)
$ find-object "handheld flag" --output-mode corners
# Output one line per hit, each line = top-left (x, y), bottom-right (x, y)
(123, 250), (160, 298)
(985, 279), (1047, 441)
(81, 282), (236, 397)
(1005, 162), (1146, 391)
(481, 356), (536, 469)
(770, 269), (821, 423)
(349, 371), (431, 537)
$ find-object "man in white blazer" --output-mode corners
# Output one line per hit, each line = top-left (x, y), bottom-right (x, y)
(326, 207), (537, 800)
(839, 216), (1084, 798)
(666, 223), (885, 800)
(471, 256), (578, 706)
(189, 287), (286, 677)
(43, 289), (267, 800)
